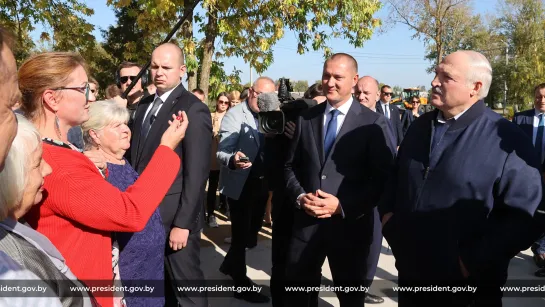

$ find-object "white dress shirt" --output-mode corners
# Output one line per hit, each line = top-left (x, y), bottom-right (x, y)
(142, 83), (181, 124)
(323, 97), (353, 142)
(380, 101), (390, 119)
(533, 109), (545, 161)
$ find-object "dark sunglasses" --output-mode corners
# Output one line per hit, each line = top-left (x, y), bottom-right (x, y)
(120, 76), (137, 84)
(218, 100), (229, 105)
(382, 92), (393, 96)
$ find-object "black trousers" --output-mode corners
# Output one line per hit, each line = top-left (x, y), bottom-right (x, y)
(206, 170), (226, 217)
(270, 191), (296, 307)
(284, 213), (375, 307)
(160, 194), (207, 307)
(221, 177), (268, 282)
(364, 208), (382, 288)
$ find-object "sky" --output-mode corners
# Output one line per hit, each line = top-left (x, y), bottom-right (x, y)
(33, 0), (500, 89)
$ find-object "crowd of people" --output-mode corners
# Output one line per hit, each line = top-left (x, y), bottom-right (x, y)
(0, 23), (545, 307)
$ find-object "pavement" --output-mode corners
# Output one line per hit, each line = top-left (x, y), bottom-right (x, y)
(199, 210), (545, 307)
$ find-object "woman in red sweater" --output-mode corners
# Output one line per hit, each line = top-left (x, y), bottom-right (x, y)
(18, 52), (188, 307)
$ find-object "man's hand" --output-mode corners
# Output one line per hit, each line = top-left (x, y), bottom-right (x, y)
(233, 151), (252, 169)
(169, 227), (190, 251)
(83, 150), (106, 171)
(381, 212), (393, 228)
(299, 193), (331, 218)
(300, 190), (341, 218)
(284, 121), (296, 139)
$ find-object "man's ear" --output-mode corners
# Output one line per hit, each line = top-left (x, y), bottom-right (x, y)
(471, 81), (483, 98)
(179, 65), (187, 79)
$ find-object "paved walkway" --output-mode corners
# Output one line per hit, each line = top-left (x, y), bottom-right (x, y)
(199, 212), (545, 306)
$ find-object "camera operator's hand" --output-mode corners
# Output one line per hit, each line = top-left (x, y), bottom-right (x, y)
(234, 151), (252, 169)
(284, 121), (296, 139)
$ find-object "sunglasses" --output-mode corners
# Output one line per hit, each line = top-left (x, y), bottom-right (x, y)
(218, 100), (229, 105)
(382, 92), (393, 96)
(52, 83), (90, 101)
(120, 76), (137, 84)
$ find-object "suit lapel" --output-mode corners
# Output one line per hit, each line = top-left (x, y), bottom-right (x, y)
(525, 112), (534, 140)
(310, 103), (326, 165)
(132, 97), (152, 166)
(376, 102), (384, 115)
(242, 102), (260, 147)
(137, 83), (186, 163)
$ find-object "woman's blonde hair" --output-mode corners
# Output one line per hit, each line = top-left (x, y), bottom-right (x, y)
(18, 52), (88, 120)
(228, 90), (241, 103)
(0, 114), (42, 220)
(81, 100), (130, 150)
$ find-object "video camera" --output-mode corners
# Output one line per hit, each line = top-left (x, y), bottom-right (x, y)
(257, 78), (317, 134)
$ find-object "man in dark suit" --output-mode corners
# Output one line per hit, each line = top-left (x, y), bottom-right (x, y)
(380, 50), (544, 306)
(512, 82), (545, 273)
(131, 43), (212, 307)
(376, 85), (404, 145)
(284, 53), (395, 307)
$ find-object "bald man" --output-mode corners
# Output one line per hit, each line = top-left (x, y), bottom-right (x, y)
(379, 50), (545, 306)
(130, 42), (212, 307)
(284, 53), (394, 306)
(0, 28), (19, 171)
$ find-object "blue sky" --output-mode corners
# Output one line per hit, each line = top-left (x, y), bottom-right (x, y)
(34, 0), (499, 89)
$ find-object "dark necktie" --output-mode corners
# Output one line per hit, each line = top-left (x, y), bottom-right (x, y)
(324, 109), (339, 158)
(536, 114), (544, 163)
(141, 97), (163, 139)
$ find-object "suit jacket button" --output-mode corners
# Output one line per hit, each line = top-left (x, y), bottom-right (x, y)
(321, 175), (326, 180)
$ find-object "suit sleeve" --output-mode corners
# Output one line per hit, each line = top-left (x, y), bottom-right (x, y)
(284, 115), (306, 204)
(342, 115), (396, 219)
(172, 102), (213, 230)
(216, 109), (240, 166)
(459, 143), (544, 277)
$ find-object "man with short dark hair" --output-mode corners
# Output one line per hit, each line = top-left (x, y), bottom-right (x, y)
(284, 53), (394, 306)
(191, 88), (206, 102)
(376, 85), (404, 145)
(381, 50), (544, 306)
(131, 42), (212, 307)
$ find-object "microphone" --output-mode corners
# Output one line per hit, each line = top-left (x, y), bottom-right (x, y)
(257, 92), (281, 112)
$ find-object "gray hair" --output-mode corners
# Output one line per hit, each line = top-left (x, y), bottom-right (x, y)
(81, 100), (129, 150)
(463, 50), (492, 100)
(0, 114), (41, 220)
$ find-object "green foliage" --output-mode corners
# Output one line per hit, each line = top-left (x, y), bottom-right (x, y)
(0, 0), (95, 64)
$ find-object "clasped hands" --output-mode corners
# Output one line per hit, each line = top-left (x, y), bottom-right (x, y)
(299, 190), (342, 218)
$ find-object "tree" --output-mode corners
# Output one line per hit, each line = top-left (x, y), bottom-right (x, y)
(0, 0), (95, 64)
(419, 85), (426, 92)
(387, 0), (484, 70)
(292, 80), (309, 92)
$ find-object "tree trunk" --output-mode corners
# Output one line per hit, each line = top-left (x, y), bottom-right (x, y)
(182, 0), (197, 91)
(198, 8), (218, 101)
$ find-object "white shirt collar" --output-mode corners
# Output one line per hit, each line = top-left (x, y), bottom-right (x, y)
(154, 82), (181, 103)
(437, 108), (469, 123)
(535, 108), (544, 117)
(325, 97), (353, 115)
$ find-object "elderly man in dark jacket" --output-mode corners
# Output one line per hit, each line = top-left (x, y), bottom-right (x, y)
(379, 50), (545, 307)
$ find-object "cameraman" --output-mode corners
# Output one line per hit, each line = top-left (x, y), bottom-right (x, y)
(216, 77), (273, 303)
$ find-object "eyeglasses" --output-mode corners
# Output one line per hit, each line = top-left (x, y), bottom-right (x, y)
(52, 83), (90, 101)
(218, 100), (229, 105)
(382, 92), (393, 96)
(251, 87), (262, 96)
(120, 76), (137, 84)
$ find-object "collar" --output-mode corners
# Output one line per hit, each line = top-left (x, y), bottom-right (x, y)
(434, 100), (487, 130)
(437, 107), (469, 123)
(247, 99), (259, 118)
(380, 100), (390, 106)
(154, 82), (181, 103)
(535, 108), (545, 117)
(325, 96), (353, 115)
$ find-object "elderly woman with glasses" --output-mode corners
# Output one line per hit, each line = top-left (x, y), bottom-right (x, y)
(18, 52), (188, 307)
(0, 114), (96, 307)
(81, 100), (165, 307)
(206, 92), (230, 227)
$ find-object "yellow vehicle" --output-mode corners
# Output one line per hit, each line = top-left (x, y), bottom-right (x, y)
(392, 88), (428, 108)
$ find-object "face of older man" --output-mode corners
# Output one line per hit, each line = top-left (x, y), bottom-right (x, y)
(430, 51), (474, 111)
(151, 44), (186, 94)
(0, 42), (20, 171)
(534, 87), (545, 113)
(355, 77), (379, 110)
(19, 145), (52, 215)
(248, 78), (276, 113)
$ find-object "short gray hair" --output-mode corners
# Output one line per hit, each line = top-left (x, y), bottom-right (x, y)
(0, 114), (41, 219)
(81, 100), (129, 150)
(464, 51), (492, 100)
